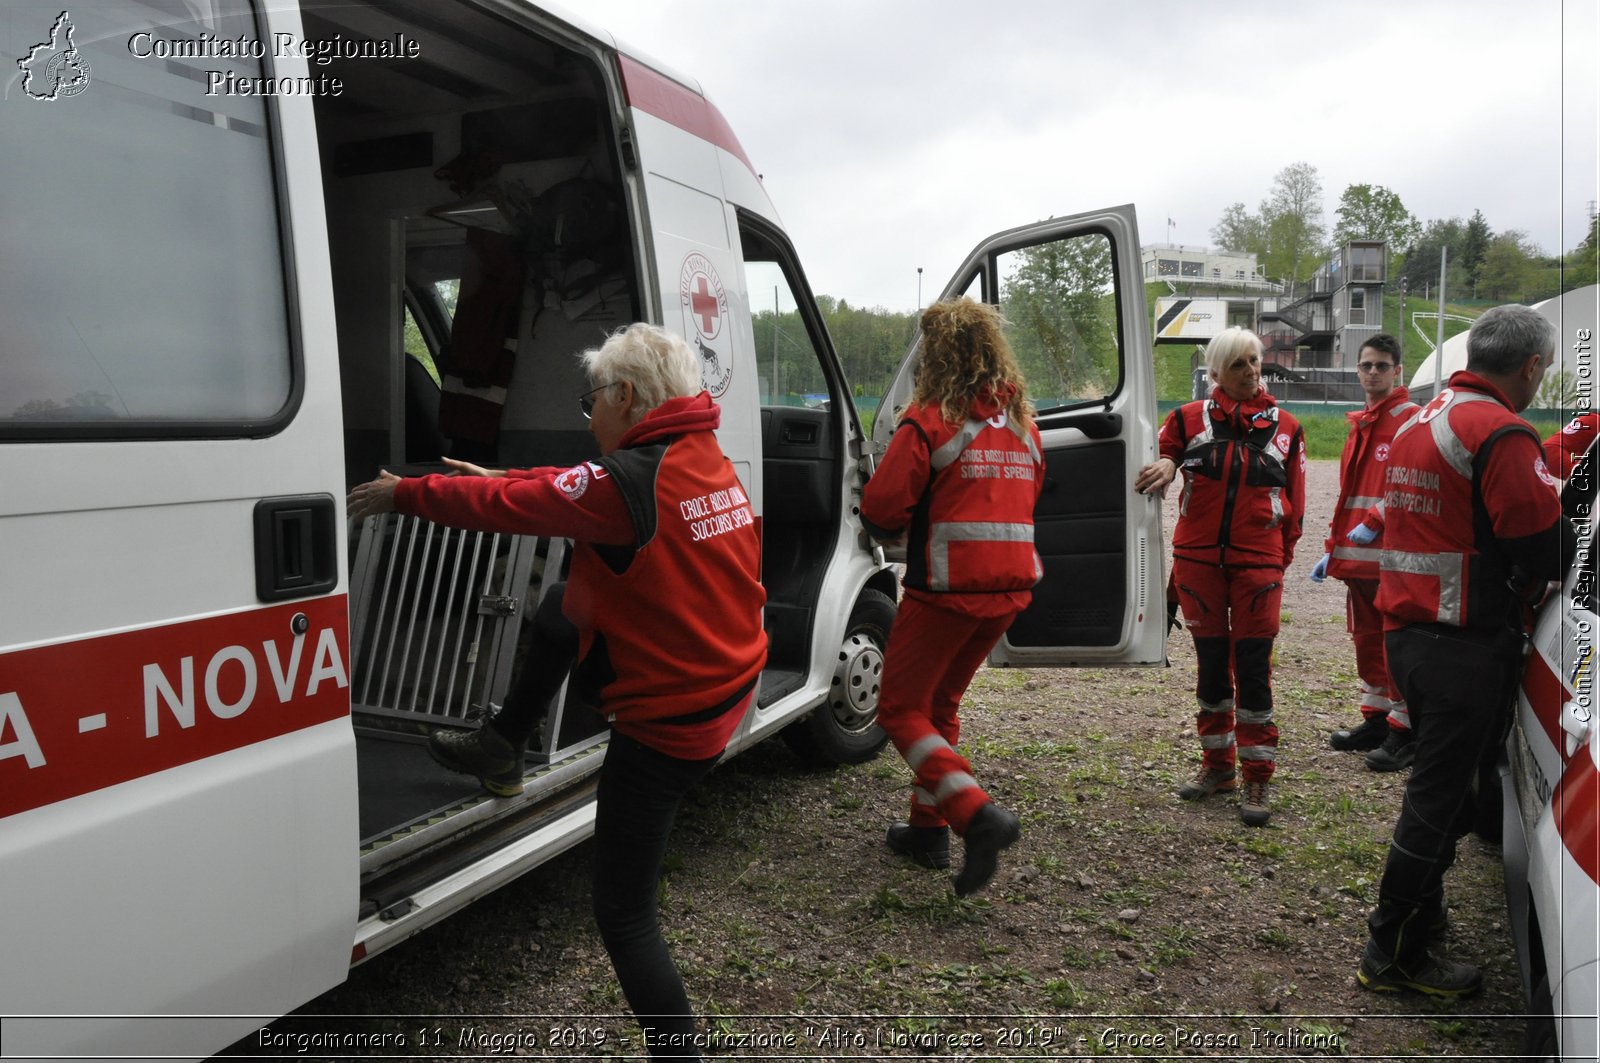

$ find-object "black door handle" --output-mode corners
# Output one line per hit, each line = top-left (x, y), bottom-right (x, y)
(253, 495), (338, 602)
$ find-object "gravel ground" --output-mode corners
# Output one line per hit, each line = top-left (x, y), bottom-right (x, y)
(238, 459), (1533, 1062)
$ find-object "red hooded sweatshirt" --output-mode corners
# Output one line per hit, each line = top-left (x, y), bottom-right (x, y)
(394, 392), (767, 758)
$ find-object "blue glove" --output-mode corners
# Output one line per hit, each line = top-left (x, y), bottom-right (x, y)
(1309, 553), (1330, 582)
(1346, 523), (1378, 546)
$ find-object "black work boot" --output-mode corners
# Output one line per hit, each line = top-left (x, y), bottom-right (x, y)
(428, 725), (525, 797)
(954, 803), (1021, 898)
(1366, 727), (1417, 772)
(1330, 713), (1390, 751)
(1356, 938), (1481, 998)
(886, 823), (951, 869)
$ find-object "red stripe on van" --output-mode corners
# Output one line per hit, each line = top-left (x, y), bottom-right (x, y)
(1554, 745), (1600, 886)
(1523, 647), (1569, 753)
(0, 597), (349, 819)
(617, 54), (756, 174)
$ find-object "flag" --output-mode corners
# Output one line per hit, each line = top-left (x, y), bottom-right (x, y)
(1167, 217), (1176, 227)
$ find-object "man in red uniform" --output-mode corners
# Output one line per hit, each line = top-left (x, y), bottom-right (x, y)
(1357, 305), (1575, 998)
(1310, 334), (1419, 770)
(1136, 327), (1306, 827)
(348, 323), (766, 1060)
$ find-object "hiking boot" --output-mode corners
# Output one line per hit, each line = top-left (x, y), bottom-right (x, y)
(1366, 728), (1416, 772)
(428, 725), (525, 797)
(886, 822), (951, 869)
(1176, 764), (1237, 801)
(1239, 777), (1271, 827)
(1357, 938), (1481, 998)
(1330, 713), (1389, 751)
(954, 802), (1021, 898)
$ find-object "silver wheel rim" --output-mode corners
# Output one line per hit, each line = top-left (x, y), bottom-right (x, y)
(828, 631), (883, 735)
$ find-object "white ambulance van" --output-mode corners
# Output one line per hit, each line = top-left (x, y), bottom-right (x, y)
(0, 1), (1163, 1057)
(1503, 456), (1599, 1062)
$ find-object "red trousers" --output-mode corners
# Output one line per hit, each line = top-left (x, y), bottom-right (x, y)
(875, 596), (1016, 834)
(1345, 579), (1410, 731)
(1172, 558), (1283, 782)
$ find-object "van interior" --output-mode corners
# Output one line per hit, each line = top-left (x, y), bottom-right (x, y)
(305, 0), (848, 913)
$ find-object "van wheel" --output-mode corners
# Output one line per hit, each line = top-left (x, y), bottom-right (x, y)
(1524, 972), (1559, 1061)
(782, 589), (894, 765)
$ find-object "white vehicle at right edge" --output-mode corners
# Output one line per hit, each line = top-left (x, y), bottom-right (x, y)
(1504, 451), (1599, 1062)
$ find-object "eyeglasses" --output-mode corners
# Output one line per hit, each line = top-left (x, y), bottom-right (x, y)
(1357, 362), (1396, 374)
(578, 383), (608, 419)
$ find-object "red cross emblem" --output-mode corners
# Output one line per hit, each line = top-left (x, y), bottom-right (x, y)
(691, 274), (720, 336)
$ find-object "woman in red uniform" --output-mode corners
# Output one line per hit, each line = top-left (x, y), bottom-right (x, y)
(347, 323), (766, 1060)
(1134, 327), (1305, 827)
(861, 297), (1044, 896)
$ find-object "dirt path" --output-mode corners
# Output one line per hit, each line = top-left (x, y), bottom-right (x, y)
(251, 459), (1528, 1061)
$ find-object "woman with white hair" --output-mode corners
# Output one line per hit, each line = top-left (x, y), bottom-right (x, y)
(348, 322), (767, 1060)
(1134, 327), (1306, 827)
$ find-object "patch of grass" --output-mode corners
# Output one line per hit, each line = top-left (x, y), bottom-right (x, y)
(1151, 925), (1199, 965)
(1044, 976), (1086, 1008)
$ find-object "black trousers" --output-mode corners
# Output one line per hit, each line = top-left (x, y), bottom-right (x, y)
(593, 729), (720, 1060)
(488, 583), (576, 746)
(1367, 624), (1521, 962)
(488, 587), (719, 1057)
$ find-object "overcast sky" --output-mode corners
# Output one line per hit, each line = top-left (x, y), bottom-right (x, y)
(565, 0), (1598, 312)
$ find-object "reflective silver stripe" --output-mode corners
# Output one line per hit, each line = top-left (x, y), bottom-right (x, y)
(1197, 697), (1234, 714)
(1022, 429), (1042, 464)
(913, 786), (938, 808)
(1360, 689), (1393, 712)
(1184, 414), (1216, 453)
(1266, 486), (1283, 529)
(1200, 733), (1237, 750)
(930, 419), (985, 471)
(1343, 495), (1383, 510)
(1381, 548), (1467, 625)
(1236, 707), (1274, 726)
(1388, 701), (1411, 729)
(928, 521), (1035, 591)
(904, 734), (949, 772)
(935, 771), (980, 803)
(1332, 545), (1382, 562)
(1238, 745), (1277, 762)
(1428, 390), (1501, 480)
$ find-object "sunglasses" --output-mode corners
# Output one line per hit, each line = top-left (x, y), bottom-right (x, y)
(1356, 362), (1396, 374)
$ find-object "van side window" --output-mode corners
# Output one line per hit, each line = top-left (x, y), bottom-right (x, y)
(0, 1), (293, 437)
(996, 231), (1123, 411)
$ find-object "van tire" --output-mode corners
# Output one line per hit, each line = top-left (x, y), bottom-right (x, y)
(1523, 971), (1558, 1061)
(782, 589), (895, 766)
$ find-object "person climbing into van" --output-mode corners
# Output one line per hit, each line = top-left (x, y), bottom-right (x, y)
(346, 322), (766, 1061)
(860, 297), (1042, 897)
(1134, 327), (1305, 827)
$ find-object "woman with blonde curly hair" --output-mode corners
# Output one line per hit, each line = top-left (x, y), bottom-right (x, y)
(861, 297), (1044, 896)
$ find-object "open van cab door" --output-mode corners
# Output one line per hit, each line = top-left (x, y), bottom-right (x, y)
(875, 206), (1165, 666)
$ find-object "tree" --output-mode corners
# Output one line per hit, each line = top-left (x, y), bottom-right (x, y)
(1332, 184), (1420, 267)
(1562, 213), (1599, 291)
(1397, 217), (1468, 295)
(1211, 202), (1266, 255)
(999, 232), (1118, 402)
(1460, 210), (1493, 287)
(1476, 230), (1542, 302)
(1258, 162), (1326, 293)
